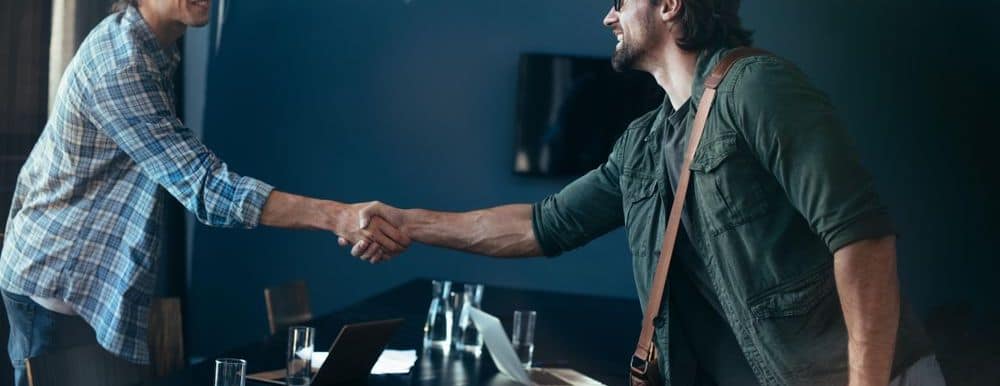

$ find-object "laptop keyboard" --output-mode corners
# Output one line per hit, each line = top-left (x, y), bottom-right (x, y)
(528, 370), (572, 386)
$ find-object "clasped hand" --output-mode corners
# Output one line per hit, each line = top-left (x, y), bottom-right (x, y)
(335, 201), (408, 264)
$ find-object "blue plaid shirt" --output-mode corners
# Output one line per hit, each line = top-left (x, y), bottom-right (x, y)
(0, 7), (273, 364)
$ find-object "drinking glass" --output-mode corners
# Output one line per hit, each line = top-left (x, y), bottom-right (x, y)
(214, 358), (246, 386)
(287, 326), (315, 385)
(511, 310), (536, 368)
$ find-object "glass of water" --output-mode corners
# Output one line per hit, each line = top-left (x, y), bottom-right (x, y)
(214, 358), (246, 386)
(511, 310), (536, 368)
(287, 326), (315, 385)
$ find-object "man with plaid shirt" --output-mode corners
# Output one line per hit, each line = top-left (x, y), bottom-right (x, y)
(0, 1), (408, 384)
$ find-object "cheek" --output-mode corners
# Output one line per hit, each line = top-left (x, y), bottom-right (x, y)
(622, 15), (644, 41)
(184, 4), (212, 23)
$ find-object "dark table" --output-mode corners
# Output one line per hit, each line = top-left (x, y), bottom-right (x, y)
(141, 280), (640, 386)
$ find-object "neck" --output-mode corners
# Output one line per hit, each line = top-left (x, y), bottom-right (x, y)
(138, 6), (185, 48)
(647, 44), (699, 110)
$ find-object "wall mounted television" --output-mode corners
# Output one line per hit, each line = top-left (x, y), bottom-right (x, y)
(513, 53), (663, 176)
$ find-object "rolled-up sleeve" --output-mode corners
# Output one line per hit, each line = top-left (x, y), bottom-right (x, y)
(731, 57), (894, 253)
(90, 65), (273, 228)
(532, 134), (627, 256)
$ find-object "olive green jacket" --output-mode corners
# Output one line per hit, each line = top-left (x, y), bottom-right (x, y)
(531, 47), (931, 385)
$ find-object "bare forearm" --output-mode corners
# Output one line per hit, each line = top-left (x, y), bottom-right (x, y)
(401, 204), (543, 258)
(834, 235), (900, 386)
(260, 190), (341, 232)
(261, 193), (410, 262)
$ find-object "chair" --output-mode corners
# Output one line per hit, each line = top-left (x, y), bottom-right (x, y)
(148, 297), (185, 377)
(25, 344), (149, 386)
(264, 280), (313, 335)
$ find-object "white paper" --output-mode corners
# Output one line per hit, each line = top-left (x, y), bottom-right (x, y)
(370, 349), (418, 374)
(295, 346), (313, 360)
(468, 307), (532, 384)
(309, 349), (417, 375)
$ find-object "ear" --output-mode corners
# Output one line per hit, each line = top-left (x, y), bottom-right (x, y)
(658, 0), (683, 22)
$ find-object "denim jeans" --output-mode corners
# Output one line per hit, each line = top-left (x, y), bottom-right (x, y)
(2, 290), (98, 386)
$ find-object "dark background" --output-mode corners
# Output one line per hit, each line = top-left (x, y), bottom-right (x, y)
(179, 0), (1000, 361)
(1, 0), (997, 382)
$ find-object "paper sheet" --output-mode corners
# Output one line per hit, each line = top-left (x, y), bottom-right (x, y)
(468, 307), (532, 384)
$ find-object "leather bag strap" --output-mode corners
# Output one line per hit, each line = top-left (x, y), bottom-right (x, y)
(630, 47), (772, 375)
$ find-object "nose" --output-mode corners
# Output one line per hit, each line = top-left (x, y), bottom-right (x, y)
(603, 7), (618, 27)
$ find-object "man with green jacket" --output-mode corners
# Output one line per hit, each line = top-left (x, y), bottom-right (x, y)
(346, 0), (942, 385)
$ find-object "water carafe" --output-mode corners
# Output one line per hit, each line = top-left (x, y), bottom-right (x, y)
(453, 284), (484, 355)
(423, 280), (453, 352)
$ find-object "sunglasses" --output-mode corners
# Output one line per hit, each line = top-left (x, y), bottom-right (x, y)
(613, 0), (623, 11)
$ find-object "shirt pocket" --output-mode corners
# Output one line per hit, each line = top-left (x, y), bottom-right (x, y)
(688, 135), (771, 235)
(622, 174), (660, 257)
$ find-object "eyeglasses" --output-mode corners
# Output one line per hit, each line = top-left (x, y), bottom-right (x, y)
(613, 0), (623, 12)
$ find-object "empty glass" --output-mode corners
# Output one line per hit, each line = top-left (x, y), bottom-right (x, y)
(511, 310), (536, 368)
(453, 284), (484, 355)
(214, 358), (246, 386)
(423, 280), (453, 352)
(287, 326), (315, 386)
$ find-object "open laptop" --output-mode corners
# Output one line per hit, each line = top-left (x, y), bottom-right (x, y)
(467, 308), (604, 386)
(247, 318), (404, 385)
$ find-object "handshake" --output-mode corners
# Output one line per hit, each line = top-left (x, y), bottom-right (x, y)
(263, 191), (536, 262)
(331, 201), (410, 264)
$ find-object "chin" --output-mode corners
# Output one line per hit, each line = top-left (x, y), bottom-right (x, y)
(185, 15), (211, 27)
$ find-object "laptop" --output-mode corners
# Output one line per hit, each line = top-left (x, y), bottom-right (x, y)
(247, 318), (404, 385)
(467, 308), (605, 386)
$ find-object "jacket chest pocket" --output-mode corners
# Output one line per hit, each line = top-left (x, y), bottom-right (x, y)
(622, 174), (661, 257)
(689, 135), (771, 235)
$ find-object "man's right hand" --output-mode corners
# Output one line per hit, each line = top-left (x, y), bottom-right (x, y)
(327, 201), (410, 264)
(337, 202), (544, 261)
(335, 201), (409, 264)
(259, 191), (411, 263)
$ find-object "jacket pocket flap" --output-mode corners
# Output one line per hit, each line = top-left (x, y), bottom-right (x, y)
(624, 177), (658, 203)
(689, 135), (739, 172)
(748, 264), (836, 319)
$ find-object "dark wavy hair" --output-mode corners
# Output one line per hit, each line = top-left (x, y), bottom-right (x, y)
(110, 0), (138, 13)
(655, 0), (754, 51)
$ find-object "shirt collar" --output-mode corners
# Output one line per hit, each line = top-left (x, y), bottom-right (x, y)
(650, 46), (726, 138)
(666, 99), (691, 129)
(121, 6), (181, 75)
(651, 44), (727, 132)
(688, 45), (727, 109)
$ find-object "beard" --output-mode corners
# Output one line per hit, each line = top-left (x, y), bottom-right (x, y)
(611, 40), (641, 72)
(612, 11), (658, 72)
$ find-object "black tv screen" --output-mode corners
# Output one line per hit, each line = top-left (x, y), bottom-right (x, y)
(513, 53), (663, 176)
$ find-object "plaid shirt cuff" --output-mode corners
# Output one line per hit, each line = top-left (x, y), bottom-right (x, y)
(233, 177), (274, 228)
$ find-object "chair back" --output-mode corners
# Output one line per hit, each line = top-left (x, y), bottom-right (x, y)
(264, 280), (313, 335)
(25, 344), (148, 386)
(148, 297), (185, 377)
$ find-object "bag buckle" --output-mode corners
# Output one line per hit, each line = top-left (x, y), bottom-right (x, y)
(630, 354), (648, 375)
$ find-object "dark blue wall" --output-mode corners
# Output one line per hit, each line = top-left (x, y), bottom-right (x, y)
(183, 0), (1000, 359)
